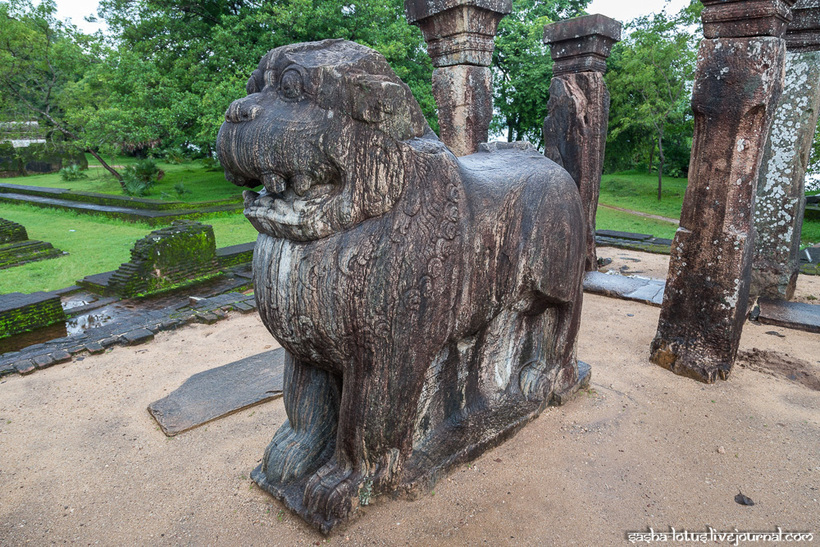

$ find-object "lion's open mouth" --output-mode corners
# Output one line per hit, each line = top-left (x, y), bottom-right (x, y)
(242, 181), (336, 229)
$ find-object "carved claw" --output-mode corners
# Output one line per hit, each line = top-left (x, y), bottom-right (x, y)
(262, 419), (335, 484)
(303, 459), (363, 521)
(519, 360), (550, 400)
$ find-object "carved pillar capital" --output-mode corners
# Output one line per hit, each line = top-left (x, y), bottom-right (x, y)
(405, 0), (511, 67)
(787, 0), (820, 51)
(701, 0), (796, 38)
(542, 14), (622, 76)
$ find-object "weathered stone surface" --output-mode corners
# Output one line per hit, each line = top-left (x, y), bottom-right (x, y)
(405, 0), (510, 66)
(0, 292), (66, 340)
(103, 221), (221, 298)
(149, 348), (285, 436)
(583, 271), (665, 306)
(218, 40), (586, 533)
(650, 34), (788, 383)
(751, 50), (820, 300)
(0, 218), (27, 244)
(757, 296), (820, 332)
(432, 65), (493, 157)
(543, 14), (622, 76)
(702, 0), (796, 39)
(122, 328), (155, 346)
(544, 73), (610, 271)
(543, 15), (620, 272)
(406, 0), (508, 156)
(786, 0), (820, 50)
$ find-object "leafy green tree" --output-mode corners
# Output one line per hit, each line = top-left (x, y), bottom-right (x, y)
(0, 0), (125, 185)
(491, 0), (589, 146)
(605, 2), (700, 199)
(96, 0), (436, 153)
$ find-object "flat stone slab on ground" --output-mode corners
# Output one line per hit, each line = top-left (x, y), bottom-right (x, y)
(148, 347), (285, 436)
(757, 298), (820, 334)
(583, 271), (665, 306)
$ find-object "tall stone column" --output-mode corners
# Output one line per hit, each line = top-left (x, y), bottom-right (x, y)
(751, 0), (820, 300)
(405, 0), (511, 156)
(650, 0), (794, 383)
(542, 14), (622, 272)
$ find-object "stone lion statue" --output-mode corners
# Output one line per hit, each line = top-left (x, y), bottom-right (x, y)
(217, 39), (587, 533)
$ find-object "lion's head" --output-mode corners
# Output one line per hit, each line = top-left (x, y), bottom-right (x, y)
(217, 39), (431, 241)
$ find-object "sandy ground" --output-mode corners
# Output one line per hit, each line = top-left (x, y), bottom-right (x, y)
(1, 249), (819, 545)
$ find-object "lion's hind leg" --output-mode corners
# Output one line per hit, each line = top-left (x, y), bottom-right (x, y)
(261, 352), (340, 485)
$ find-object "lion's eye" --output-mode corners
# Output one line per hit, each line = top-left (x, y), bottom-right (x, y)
(280, 70), (303, 100)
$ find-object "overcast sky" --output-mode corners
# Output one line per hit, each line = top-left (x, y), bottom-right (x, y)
(56, 0), (693, 34)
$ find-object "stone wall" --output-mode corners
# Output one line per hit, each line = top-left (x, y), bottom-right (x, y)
(0, 292), (66, 339)
(0, 218), (27, 244)
(107, 221), (221, 298)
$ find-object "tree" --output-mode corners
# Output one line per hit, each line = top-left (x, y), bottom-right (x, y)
(95, 0), (436, 154)
(605, 2), (700, 199)
(0, 0), (125, 185)
(491, 0), (589, 146)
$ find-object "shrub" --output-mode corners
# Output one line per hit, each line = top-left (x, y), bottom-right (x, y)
(174, 182), (192, 197)
(201, 156), (222, 171)
(166, 149), (186, 164)
(59, 163), (88, 181)
(121, 159), (165, 196)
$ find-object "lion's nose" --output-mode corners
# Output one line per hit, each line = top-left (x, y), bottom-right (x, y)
(225, 97), (262, 123)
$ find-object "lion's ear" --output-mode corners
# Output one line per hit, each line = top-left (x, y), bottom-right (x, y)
(246, 69), (263, 94)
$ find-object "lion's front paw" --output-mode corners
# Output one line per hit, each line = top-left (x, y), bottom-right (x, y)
(303, 459), (364, 522)
(519, 360), (551, 400)
(262, 420), (335, 484)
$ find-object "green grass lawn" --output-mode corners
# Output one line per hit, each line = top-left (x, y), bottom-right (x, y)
(598, 170), (688, 220)
(595, 206), (678, 240)
(597, 170), (820, 246)
(0, 203), (257, 294)
(5, 155), (243, 203)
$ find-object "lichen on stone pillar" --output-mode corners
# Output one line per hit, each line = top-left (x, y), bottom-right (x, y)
(650, 0), (794, 383)
(751, 0), (820, 300)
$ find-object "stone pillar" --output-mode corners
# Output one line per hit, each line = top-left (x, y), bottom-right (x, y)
(405, 0), (511, 156)
(542, 14), (622, 272)
(649, 0), (794, 383)
(751, 0), (820, 300)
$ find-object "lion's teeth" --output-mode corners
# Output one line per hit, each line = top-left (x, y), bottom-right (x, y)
(258, 194), (275, 208)
(242, 190), (260, 207)
(273, 198), (290, 215)
(292, 175), (312, 196)
(263, 173), (287, 194)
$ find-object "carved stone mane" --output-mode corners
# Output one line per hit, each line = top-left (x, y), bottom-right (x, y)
(217, 39), (588, 534)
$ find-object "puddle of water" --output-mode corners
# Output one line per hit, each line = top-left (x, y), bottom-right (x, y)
(0, 323), (69, 354)
(66, 311), (115, 335)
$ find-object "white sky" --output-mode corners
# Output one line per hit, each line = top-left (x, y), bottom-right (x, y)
(57, 0), (693, 34)
(586, 0), (691, 22)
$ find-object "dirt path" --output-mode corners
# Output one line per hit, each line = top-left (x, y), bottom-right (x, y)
(1, 249), (818, 545)
(598, 203), (679, 224)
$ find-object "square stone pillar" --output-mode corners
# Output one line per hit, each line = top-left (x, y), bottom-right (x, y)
(405, 0), (511, 156)
(542, 14), (622, 271)
(650, 0), (794, 383)
(751, 0), (820, 300)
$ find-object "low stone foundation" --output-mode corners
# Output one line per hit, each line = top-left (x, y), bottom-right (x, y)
(0, 292), (66, 340)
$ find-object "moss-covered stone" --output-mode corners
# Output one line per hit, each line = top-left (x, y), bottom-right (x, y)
(106, 221), (222, 298)
(0, 218), (27, 244)
(0, 292), (66, 339)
